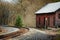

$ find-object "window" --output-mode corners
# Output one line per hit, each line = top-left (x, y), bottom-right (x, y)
(58, 14), (60, 19)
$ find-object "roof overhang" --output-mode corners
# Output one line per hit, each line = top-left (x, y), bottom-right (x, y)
(35, 2), (60, 14)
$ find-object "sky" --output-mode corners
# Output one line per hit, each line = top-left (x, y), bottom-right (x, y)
(0, 0), (19, 4)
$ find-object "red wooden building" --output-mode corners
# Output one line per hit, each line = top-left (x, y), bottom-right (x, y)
(35, 2), (60, 28)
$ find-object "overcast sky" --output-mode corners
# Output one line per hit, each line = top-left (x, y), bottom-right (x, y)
(0, 0), (19, 4)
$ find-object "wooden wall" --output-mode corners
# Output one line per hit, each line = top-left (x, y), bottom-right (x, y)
(55, 9), (60, 27)
(36, 13), (55, 28)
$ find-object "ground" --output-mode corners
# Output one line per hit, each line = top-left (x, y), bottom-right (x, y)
(0, 27), (60, 40)
(7, 28), (52, 40)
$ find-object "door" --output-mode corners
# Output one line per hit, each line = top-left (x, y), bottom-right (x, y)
(36, 17), (41, 28)
(44, 17), (50, 28)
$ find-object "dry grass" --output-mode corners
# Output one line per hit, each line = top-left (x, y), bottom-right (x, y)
(0, 27), (7, 34)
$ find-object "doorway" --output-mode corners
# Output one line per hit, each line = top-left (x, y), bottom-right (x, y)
(44, 17), (50, 28)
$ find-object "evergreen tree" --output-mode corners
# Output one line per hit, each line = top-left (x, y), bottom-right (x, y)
(15, 15), (23, 28)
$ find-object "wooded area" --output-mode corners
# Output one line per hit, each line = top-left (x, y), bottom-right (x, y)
(0, 0), (60, 27)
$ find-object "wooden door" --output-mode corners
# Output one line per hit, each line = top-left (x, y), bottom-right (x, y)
(44, 17), (50, 28)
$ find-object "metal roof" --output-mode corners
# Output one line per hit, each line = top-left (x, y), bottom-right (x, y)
(35, 2), (60, 14)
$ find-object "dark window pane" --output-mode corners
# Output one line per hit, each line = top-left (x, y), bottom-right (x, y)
(58, 14), (60, 19)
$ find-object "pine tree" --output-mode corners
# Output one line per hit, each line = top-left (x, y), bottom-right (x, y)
(15, 15), (23, 28)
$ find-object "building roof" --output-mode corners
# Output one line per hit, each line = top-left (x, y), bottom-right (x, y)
(35, 2), (60, 14)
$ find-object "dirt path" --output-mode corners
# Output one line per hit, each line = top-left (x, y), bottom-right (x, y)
(10, 28), (52, 40)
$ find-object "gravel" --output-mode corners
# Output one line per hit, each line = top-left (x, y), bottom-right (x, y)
(11, 28), (52, 40)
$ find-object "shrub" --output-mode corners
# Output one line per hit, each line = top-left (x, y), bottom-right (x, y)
(15, 15), (23, 28)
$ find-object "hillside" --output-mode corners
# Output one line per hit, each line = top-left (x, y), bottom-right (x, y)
(0, 0), (59, 27)
(17, 0), (53, 27)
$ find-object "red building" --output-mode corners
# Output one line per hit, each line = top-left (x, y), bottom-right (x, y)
(35, 2), (60, 28)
